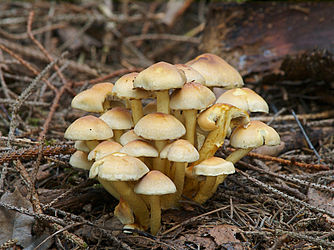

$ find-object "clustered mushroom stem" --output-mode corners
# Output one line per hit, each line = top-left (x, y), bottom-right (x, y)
(98, 177), (120, 200)
(194, 113), (231, 165)
(156, 90), (170, 114)
(149, 195), (161, 235)
(154, 140), (167, 173)
(111, 180), (150, 229)
(209, 148), (253, 199)
(130, 99), (144, 124)
(192, 176), (216, 204)
(113, 130), (123, 143)
(183, 109), (197, 145)
(171, 162), (186, 206)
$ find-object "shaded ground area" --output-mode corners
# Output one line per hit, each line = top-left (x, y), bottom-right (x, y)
(0, 1), (333, 249)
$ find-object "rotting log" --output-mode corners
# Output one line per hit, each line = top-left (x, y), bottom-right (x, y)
(201, 2), (334, 81)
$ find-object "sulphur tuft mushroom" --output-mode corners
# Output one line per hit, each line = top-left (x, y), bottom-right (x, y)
(88, 141), (122, 161)
(133, 62), (186, 114)
(134, 170), (176, 235)
(69, 151), (93, 170)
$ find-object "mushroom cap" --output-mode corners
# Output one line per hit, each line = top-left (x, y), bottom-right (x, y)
(216, 88), (269, 113)
(113, 72), (151, 100)
(143, 100), (156, 115)
(193, 157), (235, 176)
(186, 53), (243, 88)
(88, 141), (122, 160)
(71, 82), (114, 112)
(134, 170), (176, 195)
(119, 129), (146, 146)
(69, 151), (92, 170)
(100, 107), (134, 130)
(133, 62), (186, 91)
(170, 82), (216, 110)
(197, 104), (249, 132)
(64, 115), (113, 140)
(89, 152), (149, 181)
(160, 139), (199, 162)
(120, 140), (158, 158)
(175, 64), (206, 84)
(134, 113), (186, 140)
(230, 120), (280, 149)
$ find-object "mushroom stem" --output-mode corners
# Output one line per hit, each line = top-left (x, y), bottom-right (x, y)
(171, 162), (186, 205)
(208, 148), (253, 199)
(113, 130), (123, 143)
(183, 109), (197, 145)
(111, 181), (150, 229)
(153, 140), (167, 173)
(156, 90), (170, 114)
(149, 195), (161, 235)
(86, 140), (100, 151)
(192, 176), (216, 204)
(130, 99), (144, 124)
(98, 177), (120, 200)
(194, 113), (231, 165)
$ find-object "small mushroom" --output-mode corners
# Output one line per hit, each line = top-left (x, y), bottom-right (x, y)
(71, 82), (114, 113)
(133, 62), (186, 114)
(88, 141), (122, 161)
(119, 129), (146, 146)
(175, 64), (206, 84)
(186, 53), (244, 89)
(192, 157), (234, 204)
(134, 113), (186, 173)
(113, 72), (151, 124)
(170, 82), (216, 145)
(69, 151), (93, 170)
(100, 107), (133, 143)
(89, 153), (150, 229)
(114, 198), (134, 225)
(134, 170), (176, 235)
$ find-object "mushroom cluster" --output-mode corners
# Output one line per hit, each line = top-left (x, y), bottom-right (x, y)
(64, 53), (280, 235)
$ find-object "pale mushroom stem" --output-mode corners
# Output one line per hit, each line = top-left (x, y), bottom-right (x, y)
(149, 195), (161, 235)
(183, 109), (197, 145)
(110, 181), (150, 229)
(209, 148), (253, 199)
(130, 99), (144, 124)
(156, 90), (170, 114)
(171, 162), (186, 204)
(153, 140), (167, 173)
(86, 140), (100, 151)
(113, 130), (123, 143)
(98, 177), (120, 200)
(192, 176), (216, 204)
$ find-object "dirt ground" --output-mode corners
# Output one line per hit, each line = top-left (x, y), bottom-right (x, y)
(0, 1), (333, 249)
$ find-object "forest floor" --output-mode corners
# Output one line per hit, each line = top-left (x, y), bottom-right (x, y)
(0, 1), (333, 249)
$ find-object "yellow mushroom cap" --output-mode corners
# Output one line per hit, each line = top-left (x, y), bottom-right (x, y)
(134, 113), (186, 140)
(193, 157), (235, 176)
(170, 82), (216, 110)
(100, 107), (134, 130)
(230, 120), (280, 149)
(119, 129), (146, 146)
(120, 140), (158, 158)
(186, 53), (243, 88)
(216, 88), (269, 113)
(64, 115), (113, 140)
(134, 170), (176, 195)
(133, 62), (186, 91)
(89, 153), (149, 181)
(88, 141), (122, 161)
(71, 82), (114, 112)
(175, 64), (206, 84)
(69, 151), (93, 170)
(160, 139), (199, 162)
(113, 72), (150, 100)
(143, 100), (157, 115)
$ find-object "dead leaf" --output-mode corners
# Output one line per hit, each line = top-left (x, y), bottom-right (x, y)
(0, 188), (34, 248)
(307, 183), (334, 225)
(209, 224), (243, 249)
